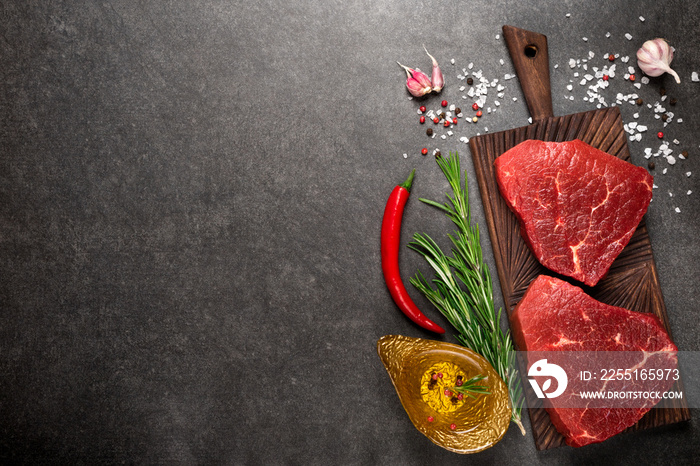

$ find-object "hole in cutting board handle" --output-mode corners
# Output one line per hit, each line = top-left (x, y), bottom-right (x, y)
(524, 44), (538, 58)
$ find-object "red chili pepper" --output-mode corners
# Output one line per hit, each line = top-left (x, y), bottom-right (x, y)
(381, 170), (445, 334)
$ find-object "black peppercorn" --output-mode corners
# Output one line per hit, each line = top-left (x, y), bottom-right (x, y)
(455, 107), (461, 115)
(648, 161), (655, 170)
(670, 98), (677, 106)
(440, 112), (446, 120)
(426, 128), (433, 136)
(636, 98), (643, 106)
(660, 88), (666, 96)
(661, 114), (669, 122)
(451, 397), (459, 404)
(434, 150), (441, 159)
(682, 150), (689, 158)
(467, 77), (474, 85)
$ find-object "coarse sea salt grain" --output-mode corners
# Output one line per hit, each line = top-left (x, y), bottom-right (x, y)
(675, 207), (681, 213)
(688, 190), (693, 195)
(640, 16), (645, 21)
(625, 33), (633, 40)
(403, 153), (408, 158)
(692, 72), (699, 82)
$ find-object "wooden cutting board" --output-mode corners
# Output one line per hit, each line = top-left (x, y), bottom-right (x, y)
(469, 25), (691, 450)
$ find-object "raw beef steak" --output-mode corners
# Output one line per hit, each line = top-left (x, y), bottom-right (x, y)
(511, 275), (678, 448)
(494, 139), (653, 286)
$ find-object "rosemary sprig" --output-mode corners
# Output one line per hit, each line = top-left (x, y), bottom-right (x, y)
(451, 375), (491, 399)
(408, 152), (525, 435)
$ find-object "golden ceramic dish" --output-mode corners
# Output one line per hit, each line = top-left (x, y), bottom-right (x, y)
(377, 335), (511, 454)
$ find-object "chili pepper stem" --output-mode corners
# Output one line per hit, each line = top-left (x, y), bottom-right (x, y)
(399, 169), (416, 192)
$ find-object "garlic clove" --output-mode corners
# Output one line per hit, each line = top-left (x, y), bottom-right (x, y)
(637, 38), (681, 84)
(423, 45), (444, 93)
(397, 62), (433, 97)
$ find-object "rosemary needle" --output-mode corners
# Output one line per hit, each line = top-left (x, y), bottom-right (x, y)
(451, 375), (492, 399)
(408, 152), (525, 435)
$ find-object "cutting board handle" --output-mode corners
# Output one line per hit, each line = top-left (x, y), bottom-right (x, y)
(502, 25), (554, 121)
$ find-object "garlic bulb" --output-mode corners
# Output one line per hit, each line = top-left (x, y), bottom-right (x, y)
(397, 62), (432, 97)
(636, 38), (680, 83)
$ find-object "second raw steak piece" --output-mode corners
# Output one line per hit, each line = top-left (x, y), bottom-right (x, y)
(511, 275), (678, 447)
(494, 139), (653, 286)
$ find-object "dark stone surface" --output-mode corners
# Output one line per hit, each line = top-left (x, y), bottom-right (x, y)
(1, 1), (698, 464)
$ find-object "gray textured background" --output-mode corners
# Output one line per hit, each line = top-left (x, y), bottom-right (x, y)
(1, 1), (698, 464)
